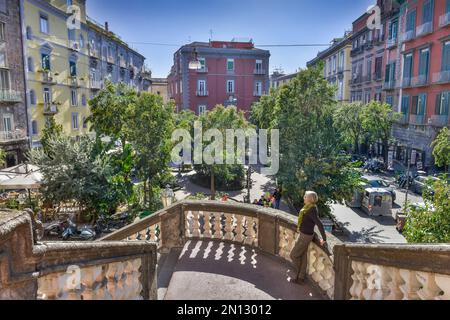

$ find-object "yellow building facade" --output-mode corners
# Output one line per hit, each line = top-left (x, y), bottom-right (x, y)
(307, 32), (353, 102)
(22, 0), (91, 146)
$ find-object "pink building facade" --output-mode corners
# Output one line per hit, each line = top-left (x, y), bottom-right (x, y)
(167, 40), (270, 116)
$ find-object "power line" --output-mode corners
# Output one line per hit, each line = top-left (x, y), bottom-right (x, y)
(127, 41), (331, 48)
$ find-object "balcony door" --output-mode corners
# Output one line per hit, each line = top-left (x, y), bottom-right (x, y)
(198, 80), (206, 95)
(2, 114), (13, 134)
(43, 88), (51, 106)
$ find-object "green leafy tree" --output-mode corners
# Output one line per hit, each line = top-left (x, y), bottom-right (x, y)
(0, 148), (6, 168)
(250, 92), (278, 129)
(362, 101), (401, 164)
(196, 105), (251, 200)
(128, 93), (174, 208)
(431, 127), (450, 173)
(87, 81), (137, 150)
(29, 135), (133, 221)
(334, 102), (365, 154)
(40, 117), (63, 157)
(254, 64), (363, 216)
(403, 176), (450, 243)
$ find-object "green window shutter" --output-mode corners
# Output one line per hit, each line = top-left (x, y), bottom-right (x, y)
(404, 55), (412, 78)
(435, 93), (442, 115)
(385, 64), (390, 82)
(407, 11), (416, 32)
(443, 92), (450, 115)
(447, 0), (450, 13)
(422, 0), (433, 23)
(401, 96), (409, 114)
(418, 94), (427, 115)
(443, 42), (450, 72)
(419, 49), (429, 77)
(391, 63), (396, 82)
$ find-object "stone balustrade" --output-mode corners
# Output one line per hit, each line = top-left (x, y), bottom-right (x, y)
(333, 243), (450, 300)
(101, 200), (337, 299)
(0, 210), (157, 300)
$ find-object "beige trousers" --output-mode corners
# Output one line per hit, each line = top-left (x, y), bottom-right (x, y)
(289, 232), (314, 280)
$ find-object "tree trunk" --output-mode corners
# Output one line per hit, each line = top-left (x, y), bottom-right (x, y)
(143, 180), (148, 208)
(383, 138), (389, 167)
(210, 168), (216, 201)
(354, 136), (359, 154)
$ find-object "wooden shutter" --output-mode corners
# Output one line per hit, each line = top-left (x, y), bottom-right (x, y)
(435, 93), (442, 115)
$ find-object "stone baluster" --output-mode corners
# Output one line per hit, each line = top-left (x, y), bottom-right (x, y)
(234, 214), (244, 243)
(384, 268), (404, 300)
(138, 228), (149, 241)
(213, 212), (222, 239)
(149, 224), (160, 242)
(399, 269), (422, 300)
(363, 265), (391, 300)
(201, 211), (211, 238)
(416, 272), (442, 300)
(244, 217), (256, 246)
(434, 274), (450, 300)
(80, 265), (104, 300)
(122, 259), (143, 300)
(350, 261), (368, 300)
(191, 211), (201, 238)
(106, 262), (124, 300)
(224, 213), (234, 241)
(37, 274), (60, 300)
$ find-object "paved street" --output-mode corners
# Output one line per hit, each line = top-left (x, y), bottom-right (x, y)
(173, 167), (424, 244)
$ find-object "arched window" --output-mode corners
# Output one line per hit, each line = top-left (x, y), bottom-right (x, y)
(29, 90), (36, 105)
(26, 26), (32, 40)
(31, 121), (38, 135)
(79, 34), (84, 48)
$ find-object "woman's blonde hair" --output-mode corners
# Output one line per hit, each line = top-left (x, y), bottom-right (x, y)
(304, 191), (319, 204)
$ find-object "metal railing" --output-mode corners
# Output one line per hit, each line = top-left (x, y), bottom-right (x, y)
(41, 71), (56, 84)
(0, 90), (21, 102)
(43, 103), (58, 115)
(254, 69), (266, 75)
(440, 12), (450, 27)
(68, 40), (80, 51)
(196, 90), (209, 97)
(402, 77), (412, 88)
(409, 114), (425, 125)
(430, 114), (449, 127)
(196, 67), (208, 73)
(402, 30), (415, 42)
(416, 22), (433, 37)
(0, 129), (27, 142)
(412, 75), (429, 87)
(383, 80), (396, 90)
(432, 71), (450, 84)
(386, 37), (397, 48)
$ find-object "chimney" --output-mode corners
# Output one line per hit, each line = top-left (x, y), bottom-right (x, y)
(105, 21), (109, 32)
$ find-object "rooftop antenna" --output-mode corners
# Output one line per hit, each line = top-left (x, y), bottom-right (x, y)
(209, 29), (213, 41)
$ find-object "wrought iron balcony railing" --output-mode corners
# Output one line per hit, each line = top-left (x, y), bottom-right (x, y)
(439, 12), (450, 28)
(412, 75), (429, 87)
(430, 114), (450, 127)
(416, 22), (433, 38)
(43, 103), (58, 115)
(409, 114), (425, 125)
(0, 90), (22, 103)
(402, 30), (416, 42)
(196, 90), (209, 97)
(432, 71), (450, 84)
(0, 129), (27, 142)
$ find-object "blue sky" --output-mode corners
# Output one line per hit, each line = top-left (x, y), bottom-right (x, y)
(87, 0), (375, 78)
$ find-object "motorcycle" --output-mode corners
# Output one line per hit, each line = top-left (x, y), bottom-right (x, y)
(363, 159), (385, 173)
(62, 220), (96, 241)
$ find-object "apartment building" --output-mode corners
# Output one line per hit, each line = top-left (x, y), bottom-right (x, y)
(0, 0), (29, 166)
(270, 70), (298, 90)
(307, 32), (353, 102)
(392, 0), (450, 169)
(86, 17), (148, 98)
(147, 77), (169, 103)
(349, 0), (401, 105)
(167, 40), (270, 115)
(21, 0), (149, 148)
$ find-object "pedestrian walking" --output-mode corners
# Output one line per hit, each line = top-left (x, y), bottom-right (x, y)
(287, 191), (327, 284)
(273, 187), (282, 209)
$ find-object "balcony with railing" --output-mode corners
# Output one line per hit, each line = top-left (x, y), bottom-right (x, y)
(373, 71), (383, 82)
(402, 30), (416, 42)
(119, 58), (128, 69)
(432, 71), (450, 84)
(362, 74), (372, 83)
(107, 55), (115, 64)
(68, 40), (80, 51)
(397, 113), (409, 125)
(1, 202), (450, 300)
(430, 114), (449, 127)
(386, 37), (397, 48)
(439, 12), (450, 28)
(416, 22), (433, 38)
(402, 77), (412, 88)
(90, 78), (103, 90)
(409, 114), (426, 125)
(412, 75), (429, 87)
(0, 129), (27, 143)
(383, 79), (396, 90)
(89, 47), (100, 59)
(253, 90), (265, 97)
(0, 90), (22, 103)
(43, 103), (58, 115)
(68, 76), (80, 88)
(196, 90), (209, 97)
(196, 67), (208, 73)
(254, 69), (266, 75)
(41, 71), (57, 85)
(350, 46), (364, 57)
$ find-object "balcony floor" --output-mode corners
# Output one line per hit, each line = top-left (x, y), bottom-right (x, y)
(160, 240), (325, 300)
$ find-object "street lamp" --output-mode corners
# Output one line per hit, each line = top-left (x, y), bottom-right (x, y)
(404, 143), (413, 211)
(161, 185), (174, 208)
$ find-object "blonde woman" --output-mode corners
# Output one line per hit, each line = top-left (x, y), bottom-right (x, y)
(287, 191), (327, 284)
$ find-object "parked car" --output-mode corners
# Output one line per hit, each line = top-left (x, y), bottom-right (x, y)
(411, 176), (441, 196)
(365, 179), (396, 203)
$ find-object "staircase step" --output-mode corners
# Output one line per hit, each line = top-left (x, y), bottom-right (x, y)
(156, 248), (182, 300)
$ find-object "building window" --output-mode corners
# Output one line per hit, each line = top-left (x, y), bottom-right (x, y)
(0, 50), (5, 68)
(27, 57), (34, 72)
(332, 55), (337, 73)
(255, 60), (263, 73)
(72, 113), (79, 130)
(71, 89), (77, 106)
(0, 0), (6, 13)
(385, 96), (394, 107)
(403, 53), (413, 85)
(374, 57), (383, 79)
(40, 15), (49, 34)
(0, 69), (10, 90)
(26, 26), (33, 40)
(41, 53), (51, 71)
(197, 80), (207, 95)
(0, 22), (5, 42)
(43, 88), (51, 105)
(69, 60), (77, 77)
(3, 114), (13, 133)
(418, 47), (430, 82)
(227, 59), (234, 72)
(31, 121), (38, 135)
(198, 105), (207, 115)
(198, 57), (206, 70)
(82, 116), (87, 129)
(339, 51), (345, 70)
(179, 80), (182, 94)
(436, 91), (449, 115)
(254, 81), (262, 96)
(81, 94), (87, 106)
(443, 41), (450, 72)
(29, 90), (36, 105)
(406, 10), (416, 33)
(388, 19), (398, 40)
(67, 0), (73, 6)
(401, 96), (410, 115)
(227, 80), (235, 94)
(79, 34), (84, 48)
(412, 93), (427, 115)
(422, 0), (433, 24)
